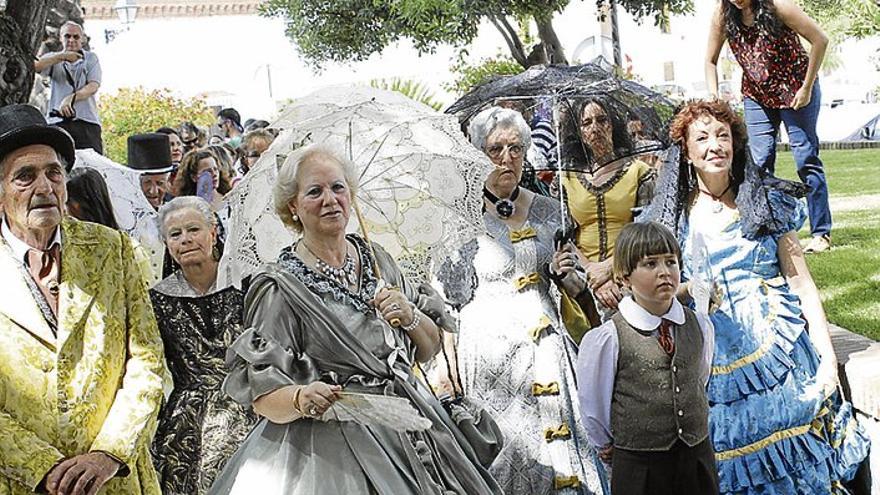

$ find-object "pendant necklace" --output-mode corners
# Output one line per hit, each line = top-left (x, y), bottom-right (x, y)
(699, 184), (732, 214)
(483, 186), (520, 219)
(301, 241), (358, 287)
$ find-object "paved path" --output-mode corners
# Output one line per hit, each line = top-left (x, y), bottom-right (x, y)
(830, 324), (879, 492)
(831, 193), (880, 214)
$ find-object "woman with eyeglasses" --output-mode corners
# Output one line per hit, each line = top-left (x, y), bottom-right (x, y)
(559, 97), (656, 320)
(435, 106), (609, 495)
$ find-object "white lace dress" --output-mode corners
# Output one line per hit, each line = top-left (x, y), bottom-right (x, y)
(438, 194), (609, 495)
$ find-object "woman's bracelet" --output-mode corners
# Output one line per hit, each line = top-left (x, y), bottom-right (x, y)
(401, 306), (421, 333)
(291, 385), (306, 416)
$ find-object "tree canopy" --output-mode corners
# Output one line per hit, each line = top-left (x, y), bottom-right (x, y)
(261, 0), (693, 70)
(801, 0), (879, 39)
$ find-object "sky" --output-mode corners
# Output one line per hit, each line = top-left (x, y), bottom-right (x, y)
(84, 2), (880, 125)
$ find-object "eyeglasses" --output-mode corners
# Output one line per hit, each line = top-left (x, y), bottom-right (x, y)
(486, 143), (524, 159)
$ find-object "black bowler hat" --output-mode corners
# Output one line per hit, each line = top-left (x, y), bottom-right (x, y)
(127, 133), (173, 174)
(0, 104), (76, 171)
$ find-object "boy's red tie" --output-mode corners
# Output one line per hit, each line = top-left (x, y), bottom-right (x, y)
(658, 318), (675, 356)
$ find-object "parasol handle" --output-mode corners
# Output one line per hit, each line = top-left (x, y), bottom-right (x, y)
(352, 198), (402, 327)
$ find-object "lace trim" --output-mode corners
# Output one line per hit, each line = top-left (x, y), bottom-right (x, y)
(276, 234), (378, 315)
(575, 158), (633, 196)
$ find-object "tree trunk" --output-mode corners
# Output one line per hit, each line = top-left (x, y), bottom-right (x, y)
(0, 1), (52, 106)
(489, 14), (529, 68)
(534, 16), (568, 66)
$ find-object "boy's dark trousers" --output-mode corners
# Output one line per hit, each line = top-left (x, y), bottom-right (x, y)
(611, 438), (719, 495)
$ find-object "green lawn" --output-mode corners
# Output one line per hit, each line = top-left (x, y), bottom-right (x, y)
(775, 148), (880, 340)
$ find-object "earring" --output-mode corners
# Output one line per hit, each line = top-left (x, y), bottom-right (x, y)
(212, 243), (221, 261)
(292, 213), (299, 222)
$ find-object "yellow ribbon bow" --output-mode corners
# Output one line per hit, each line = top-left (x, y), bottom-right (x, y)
(509, 227), (537, 243)
(531, 382), (560, 396)
(528, 315), (553, 342)
(553, 476), (582, 490)
(544, 423), (572, 442)
(513, 272), (541, 291)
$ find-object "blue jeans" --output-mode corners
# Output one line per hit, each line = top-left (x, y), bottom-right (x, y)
(743, 83), (831, 236)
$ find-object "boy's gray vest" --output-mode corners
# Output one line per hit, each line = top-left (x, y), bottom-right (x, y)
(610, 308), (709, 451)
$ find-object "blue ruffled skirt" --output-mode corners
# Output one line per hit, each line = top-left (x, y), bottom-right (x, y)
(708, 278), (870, 494)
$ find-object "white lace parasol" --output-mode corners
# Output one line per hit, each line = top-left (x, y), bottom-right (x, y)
(73, 149), (165, 285)
(218, 86), (492, 288)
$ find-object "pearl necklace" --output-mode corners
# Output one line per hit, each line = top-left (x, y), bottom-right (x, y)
(301, 242), (358, 287)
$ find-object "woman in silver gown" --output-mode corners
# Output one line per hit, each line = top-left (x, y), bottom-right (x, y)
(209, 144), (501, 495)
(437, 107), (610, 494)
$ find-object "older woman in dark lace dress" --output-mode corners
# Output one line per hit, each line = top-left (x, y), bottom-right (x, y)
(149, 196), (256, 495)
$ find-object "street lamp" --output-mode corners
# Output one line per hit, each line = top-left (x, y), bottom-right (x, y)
(105, 0), (139, 44)
(114, 0), (139, 25)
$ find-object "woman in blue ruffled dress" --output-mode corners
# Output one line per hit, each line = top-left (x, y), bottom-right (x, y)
(642, 99), (869, 494)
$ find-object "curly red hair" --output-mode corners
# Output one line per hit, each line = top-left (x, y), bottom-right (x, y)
(669, 99), (748, 166)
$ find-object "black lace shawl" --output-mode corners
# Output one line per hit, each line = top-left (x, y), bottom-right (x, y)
(640, 145), (807, 239)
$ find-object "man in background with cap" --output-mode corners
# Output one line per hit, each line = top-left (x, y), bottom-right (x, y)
(216, 107), (244, 149)
(0, 104), (165, 495)
(34, 21), (104, 155)
(128, 133), (174, 211)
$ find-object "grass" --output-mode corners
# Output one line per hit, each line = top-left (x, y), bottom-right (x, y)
(775, 148), (880, 340)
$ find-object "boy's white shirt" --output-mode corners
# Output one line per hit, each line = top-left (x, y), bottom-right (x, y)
(575, 296), (715, 451)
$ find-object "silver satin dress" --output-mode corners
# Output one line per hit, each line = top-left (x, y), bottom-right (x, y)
(209, 235), (501, 495)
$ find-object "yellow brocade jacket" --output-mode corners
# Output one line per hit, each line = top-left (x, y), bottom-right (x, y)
(0, 218), (166, 494)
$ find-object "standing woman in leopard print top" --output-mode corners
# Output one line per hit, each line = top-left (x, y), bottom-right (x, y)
(705, 0), (833, 253)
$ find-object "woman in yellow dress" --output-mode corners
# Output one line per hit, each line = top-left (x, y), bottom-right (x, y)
(560, 97), (655, 319)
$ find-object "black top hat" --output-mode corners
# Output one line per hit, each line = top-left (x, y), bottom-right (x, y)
(0, 104), (76, 171)
(127, 133), (173, 174)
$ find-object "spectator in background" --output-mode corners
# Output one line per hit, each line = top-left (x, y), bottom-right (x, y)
(206, 144), (237, 187)
(66, 167), (119, 230)
(243, 119), (271, 133)
(239, 128), (275, 176)
(216, 108), (244, 149)
(705, 0), (831, 252)
(180, 121), (207, 154)
(128, 133), (175, 211)
(67, 166), (160, 285)
(156, 126), (184, 191)
(175, 149), (232, 209)
(156, 127), (185, 167)
(34, 21), (104, 154)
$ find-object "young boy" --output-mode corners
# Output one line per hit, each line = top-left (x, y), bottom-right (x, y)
(576, 222), (719, 495)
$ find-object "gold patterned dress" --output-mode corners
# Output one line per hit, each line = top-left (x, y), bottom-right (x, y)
(149, 272), (257, 495)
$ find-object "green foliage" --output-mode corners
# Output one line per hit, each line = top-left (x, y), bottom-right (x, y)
(610, 0), (693, 26)
(260, 0), (693, 69)
(98, 87), (214, 164)
(369, 78), (445, 111)
(800, 0), (880, 40)
(445, 56), (525, 96)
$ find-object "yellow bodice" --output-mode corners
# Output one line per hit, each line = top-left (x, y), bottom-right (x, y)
(563, 159), (651, 261)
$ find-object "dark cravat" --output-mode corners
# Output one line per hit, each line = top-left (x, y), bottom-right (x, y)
(26, 244), (60, 316)
(658, 318), (675, 356)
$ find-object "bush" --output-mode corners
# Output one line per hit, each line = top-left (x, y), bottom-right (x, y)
(99, 87), (215, 163)
(445, 56), (524, 96)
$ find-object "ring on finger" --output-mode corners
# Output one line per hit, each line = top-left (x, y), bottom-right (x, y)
(390, 303), (400, 311)
(309, 406), (319, 417)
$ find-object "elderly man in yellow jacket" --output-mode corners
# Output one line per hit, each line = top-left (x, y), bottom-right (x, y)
(0, 104), (166, 495)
